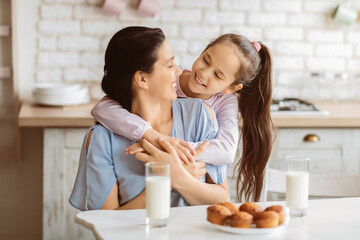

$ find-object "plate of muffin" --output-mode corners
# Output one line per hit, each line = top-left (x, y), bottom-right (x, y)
(207, 202), (287, 235)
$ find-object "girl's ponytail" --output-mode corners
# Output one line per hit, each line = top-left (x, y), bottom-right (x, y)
(235, 43), (275, 201)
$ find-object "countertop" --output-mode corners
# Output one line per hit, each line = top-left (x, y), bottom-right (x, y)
(18, 101), (360, 128)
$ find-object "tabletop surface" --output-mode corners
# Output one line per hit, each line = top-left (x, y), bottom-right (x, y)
(75, 197), (360, 240)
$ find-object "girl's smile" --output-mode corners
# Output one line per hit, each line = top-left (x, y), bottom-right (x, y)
(194, 73), (207, 87)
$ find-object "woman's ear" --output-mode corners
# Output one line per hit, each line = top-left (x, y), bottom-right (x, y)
(224, 83), (243, 94)
(133, 71), (148, 89)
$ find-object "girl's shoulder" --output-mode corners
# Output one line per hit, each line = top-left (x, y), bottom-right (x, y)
(205, 92), (238, 107)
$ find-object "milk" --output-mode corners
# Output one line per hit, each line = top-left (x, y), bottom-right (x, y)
(146, 176), (171, 220)
(286, 171), (309, 209)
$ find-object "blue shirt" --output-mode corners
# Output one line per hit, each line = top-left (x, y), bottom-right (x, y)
(69, 98), (226, 211)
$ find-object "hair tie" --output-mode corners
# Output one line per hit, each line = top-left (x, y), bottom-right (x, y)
(252, 41), (261, 52)
(104, 70), (107, 77)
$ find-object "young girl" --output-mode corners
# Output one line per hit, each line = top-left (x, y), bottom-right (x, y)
(92, 33), (274, 202)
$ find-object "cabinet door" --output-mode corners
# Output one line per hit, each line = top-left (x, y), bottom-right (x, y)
(270, 128), (358, 174)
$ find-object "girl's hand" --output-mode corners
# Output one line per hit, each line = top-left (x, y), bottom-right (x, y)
(127, 128), (196, 165)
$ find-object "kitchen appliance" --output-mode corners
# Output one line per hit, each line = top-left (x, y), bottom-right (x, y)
(271, 98), (329, 116)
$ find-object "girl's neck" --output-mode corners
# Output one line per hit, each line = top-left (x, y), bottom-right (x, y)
(131, 94), (173, 135)
(179, 72), (197, 98)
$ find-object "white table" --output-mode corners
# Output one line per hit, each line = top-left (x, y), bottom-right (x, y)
(75, 198), (360, 240)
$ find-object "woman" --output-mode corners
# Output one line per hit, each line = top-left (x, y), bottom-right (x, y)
(69, 26), (229, 210)
(91, 33), (274, 202)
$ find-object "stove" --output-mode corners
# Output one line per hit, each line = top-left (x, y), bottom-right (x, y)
(271, 98), (329, 116)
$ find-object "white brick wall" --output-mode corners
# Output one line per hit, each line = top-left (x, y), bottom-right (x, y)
(58, 36), (99, 51)
(264, 27), (304, 41)
(263, 0), (302, 13)
(33, 0), (360, 101)
(39, 20), (80, 34)
(219, 0), (260, 11)
(315, 44), (353, 58)
(41, 5), (73, 19)
(307, 30), (344, 43)
(38, 52), (79, 67)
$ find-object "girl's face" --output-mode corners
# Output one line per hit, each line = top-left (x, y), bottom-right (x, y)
(145, 39), (182, 101)
(188, 42), (242, 99)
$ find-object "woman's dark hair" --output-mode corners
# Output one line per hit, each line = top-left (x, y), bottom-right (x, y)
(203, 34), (275, 202)
(101, 26), (165, 111)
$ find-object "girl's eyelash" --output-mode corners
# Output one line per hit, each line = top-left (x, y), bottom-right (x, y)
(215, 73), (220, 79)
(203, 57), (208, 64)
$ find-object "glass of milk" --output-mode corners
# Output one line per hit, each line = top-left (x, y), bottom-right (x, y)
(285, 156), (310, 217)
(145, 162), (171, 227)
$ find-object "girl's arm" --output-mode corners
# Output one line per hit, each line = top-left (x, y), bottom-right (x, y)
(91, 96), (151, 142)
(192, 95), (239, 166)
(92, 96), (196, 164)
(135, 138), (230, 205)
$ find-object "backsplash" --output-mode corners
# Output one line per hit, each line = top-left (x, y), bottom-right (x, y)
(35, 0), (360, 101)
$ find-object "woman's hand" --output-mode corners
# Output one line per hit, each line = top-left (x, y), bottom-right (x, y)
(127, 128), (196, 165)
(183, 162), (206, 180)
(134, 138), (184, 184)
(134, 138), (209, 183)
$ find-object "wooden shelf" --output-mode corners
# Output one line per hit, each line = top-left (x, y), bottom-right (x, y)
(0, 66), (11, 78)
(0, 25), (10, 36)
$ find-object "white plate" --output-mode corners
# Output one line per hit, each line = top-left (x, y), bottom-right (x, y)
(34, 83), (82, 95)
(210, 217), (288, 235)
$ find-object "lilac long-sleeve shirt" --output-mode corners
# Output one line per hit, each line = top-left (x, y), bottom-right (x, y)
(91, 74), (239, 166)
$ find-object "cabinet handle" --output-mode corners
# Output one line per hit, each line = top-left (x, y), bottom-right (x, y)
(303, 134), (320, 143)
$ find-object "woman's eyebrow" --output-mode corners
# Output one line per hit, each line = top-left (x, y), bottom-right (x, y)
(205, 52), (226, 78)
(164, 56), (174, 64)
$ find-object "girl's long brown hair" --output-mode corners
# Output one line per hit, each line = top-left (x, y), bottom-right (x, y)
(204, 34), (275, 202)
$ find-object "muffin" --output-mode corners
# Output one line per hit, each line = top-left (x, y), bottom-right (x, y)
(218, 202), (239, 214)
(207, 205), (232, 225)
(225, 211), (253, 228)
(265, 205), (285, 224)
(239, 202), (263, 216)
(253, 210), (280, 228)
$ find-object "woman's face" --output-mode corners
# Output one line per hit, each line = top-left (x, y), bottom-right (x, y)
(146, 39), (181, 101)
(188, 42), (242, 99)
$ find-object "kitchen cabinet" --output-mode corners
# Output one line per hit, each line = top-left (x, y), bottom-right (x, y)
(270, 128), (360, 174)
(266, 128), (360, 201)
(228, 127), (360, 202)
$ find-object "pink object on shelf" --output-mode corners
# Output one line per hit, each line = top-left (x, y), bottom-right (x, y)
(136, 0), (161, 17)
(102, 0), (129, 15)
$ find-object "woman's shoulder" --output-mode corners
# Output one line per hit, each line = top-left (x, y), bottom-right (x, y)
(173, 98), (217, 129)
(174, 98), (212, 114)
(89, 124), (111, 137)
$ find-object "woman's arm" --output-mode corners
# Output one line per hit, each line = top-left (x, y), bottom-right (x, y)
(192, 95), (239, 166)
(100, 183), (146, 210)
(135, 138), (229, 205)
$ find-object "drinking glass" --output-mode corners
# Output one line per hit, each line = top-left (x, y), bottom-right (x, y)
(145, 162), (171, 227)
(285, 156), (310, 217)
